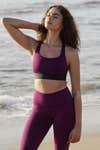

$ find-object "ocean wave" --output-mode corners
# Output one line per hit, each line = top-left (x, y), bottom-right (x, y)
(0, 95), (32, 117)
(0, 93), (100, 118)
(83, 1), (100, 7)
(0, 89), (100, 118)
(0, 8), (36, 16)
(1, 0), (100, 16)
(81, 83), (100, 93)
(93, 62), (100, 66)
(0, 1), (50, 16)
(0, 69), (29, 73)
(72, 0), (100, 9)
(88, 18), (100, 26)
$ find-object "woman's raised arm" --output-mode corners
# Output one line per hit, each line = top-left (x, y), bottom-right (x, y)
(1, 18), (40, 56)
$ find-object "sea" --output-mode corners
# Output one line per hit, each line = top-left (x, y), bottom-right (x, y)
(0, 0), (100, 132)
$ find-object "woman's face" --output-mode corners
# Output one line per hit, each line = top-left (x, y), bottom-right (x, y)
(44, 7), (63, 31)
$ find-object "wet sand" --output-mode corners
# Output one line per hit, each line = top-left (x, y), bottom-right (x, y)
(0, 113), (100, 150)
(39, 134), (100, 150)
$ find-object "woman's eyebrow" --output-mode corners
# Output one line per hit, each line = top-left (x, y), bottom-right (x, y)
(53, 13), (60, 16)
(47, 13), (61, 16)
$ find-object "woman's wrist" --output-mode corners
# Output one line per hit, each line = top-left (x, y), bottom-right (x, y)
(74, 122), (82, 133)
(73, 93), (82, 131)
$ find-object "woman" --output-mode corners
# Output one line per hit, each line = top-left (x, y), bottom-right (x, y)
(2, 5), (82, 150)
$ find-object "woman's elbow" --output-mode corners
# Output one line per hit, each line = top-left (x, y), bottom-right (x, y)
(1, 17), (10, 26)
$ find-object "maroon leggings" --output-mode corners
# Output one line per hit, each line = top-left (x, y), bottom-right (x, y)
(20, 87), (75, 150)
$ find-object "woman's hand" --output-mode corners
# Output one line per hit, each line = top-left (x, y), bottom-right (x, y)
(68, 126), (81, 143)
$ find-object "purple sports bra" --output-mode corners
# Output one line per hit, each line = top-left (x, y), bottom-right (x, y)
(32, 42), (69, 80)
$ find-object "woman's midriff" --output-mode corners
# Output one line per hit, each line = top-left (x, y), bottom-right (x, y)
(34, 79), (67, 94)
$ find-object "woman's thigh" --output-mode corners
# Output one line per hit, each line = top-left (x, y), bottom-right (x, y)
(20, 106), (53, 150)
(53, 87), (75, 150)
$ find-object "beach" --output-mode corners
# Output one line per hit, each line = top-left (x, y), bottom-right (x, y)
(1, 134), (100, 150)
(0, 117), (100, 150)
(39, 134), (100, 150)
(0, 104), (100, 150)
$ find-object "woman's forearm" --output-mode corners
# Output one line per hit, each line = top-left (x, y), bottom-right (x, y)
(74, 93), (82, 129)
(2, 17), (40, 31)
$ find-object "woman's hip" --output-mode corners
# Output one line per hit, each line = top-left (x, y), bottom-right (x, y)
(33, 86), (74, 109)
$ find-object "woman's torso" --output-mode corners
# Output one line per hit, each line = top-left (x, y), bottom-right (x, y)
(32, 42), (69, 93)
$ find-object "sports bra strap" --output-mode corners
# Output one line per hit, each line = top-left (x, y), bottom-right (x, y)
(35, 41), (42, 53)
(60, 43), (65, 57)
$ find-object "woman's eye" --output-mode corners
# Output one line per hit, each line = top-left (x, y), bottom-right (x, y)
(54, 16), (58, 19)
(46, 15), (58, 19)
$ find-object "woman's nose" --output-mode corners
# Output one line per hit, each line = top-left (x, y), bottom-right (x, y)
(47, 15), (53, 21)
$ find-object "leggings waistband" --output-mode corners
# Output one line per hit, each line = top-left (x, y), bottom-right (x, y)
(34, 86), (69, 96)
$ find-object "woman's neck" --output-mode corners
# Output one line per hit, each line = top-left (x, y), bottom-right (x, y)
(44, 30), (62, 46)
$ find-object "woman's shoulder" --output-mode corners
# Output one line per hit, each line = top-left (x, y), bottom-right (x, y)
(65, 45), (78, 56)
(65, 46), (79, 63)
(65, 45), (78, 52)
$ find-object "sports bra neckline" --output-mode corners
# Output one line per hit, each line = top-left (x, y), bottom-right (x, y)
(36, 42), (65, 60)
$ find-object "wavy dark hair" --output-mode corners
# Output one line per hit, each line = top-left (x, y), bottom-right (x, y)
(37, 5), (80, 50)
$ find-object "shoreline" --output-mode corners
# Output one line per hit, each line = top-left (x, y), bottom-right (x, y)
(0, 116), (100, 150)
(2, 134), (100, 150)
(38, 133), (100, 150)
